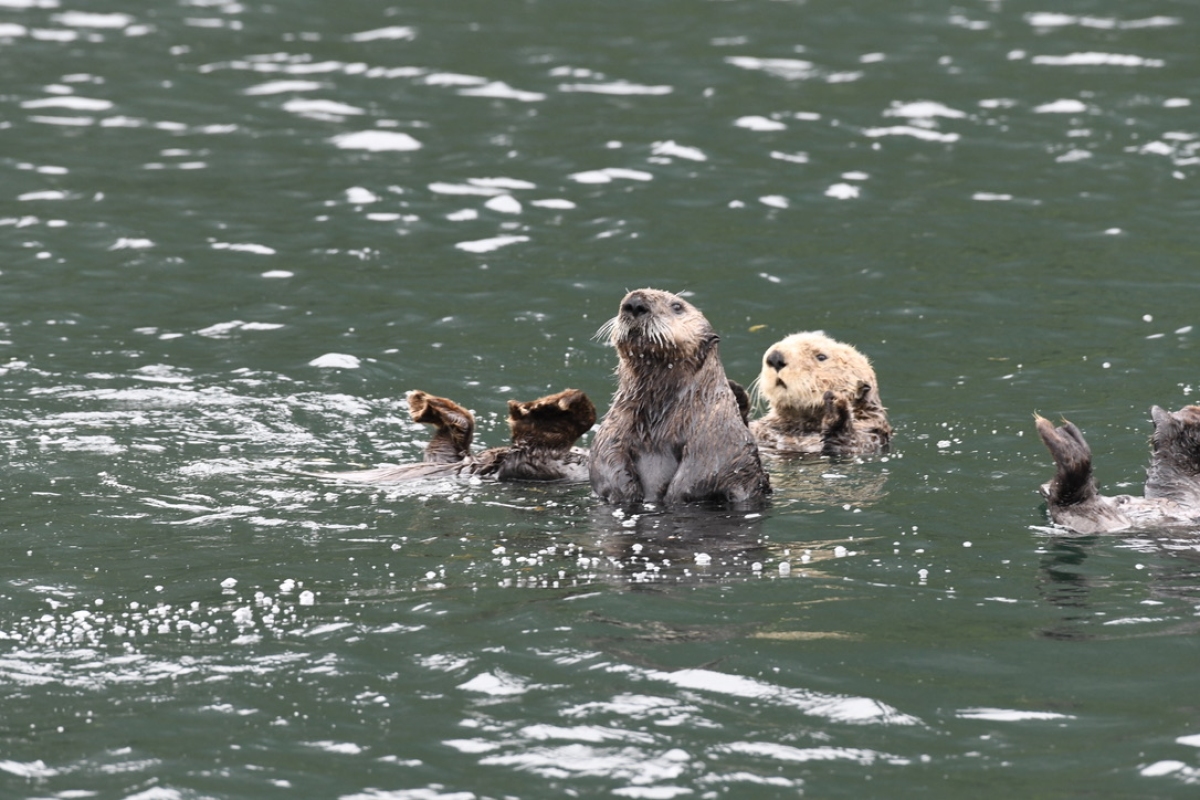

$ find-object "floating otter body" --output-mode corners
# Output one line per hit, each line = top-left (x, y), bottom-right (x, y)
(323, 388), (596, 484)
(589, 288), (770, 507)
(749, 331), (891, 456)
(1035, 405), (1200, 534)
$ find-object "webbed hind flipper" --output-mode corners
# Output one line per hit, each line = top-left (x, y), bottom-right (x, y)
(407, 390), (475, 463)
(1034, 414), (1131, 533)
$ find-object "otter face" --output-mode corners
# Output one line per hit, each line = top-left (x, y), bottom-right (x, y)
(755, 332), (878, 414)
(596, 288), (717, 364)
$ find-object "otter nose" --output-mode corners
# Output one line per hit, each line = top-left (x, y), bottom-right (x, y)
(622, 296), (651, 317)
(766, 350), (786, 371)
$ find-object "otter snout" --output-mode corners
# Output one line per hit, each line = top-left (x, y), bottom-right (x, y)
(766, 350), (786, 371)
(621, 293), (652, 318)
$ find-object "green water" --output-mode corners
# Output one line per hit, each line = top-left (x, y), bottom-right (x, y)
(3, 0), (1200, 797)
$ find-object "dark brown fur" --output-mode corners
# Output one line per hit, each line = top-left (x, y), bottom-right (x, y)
(1035, 406), (1200, 533)
(589, 288), (770, 507)
(320, 389), (595, 484)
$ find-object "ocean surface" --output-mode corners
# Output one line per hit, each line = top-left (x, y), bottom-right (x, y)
(2, 0), (1199, 797)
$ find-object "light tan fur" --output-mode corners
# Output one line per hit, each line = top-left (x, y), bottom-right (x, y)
(749, 331), (891, 456)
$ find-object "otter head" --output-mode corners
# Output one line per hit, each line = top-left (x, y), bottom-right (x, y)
(597, 288), (719, 369)
(1150, 405), (1200, 476)
(507, 388), (597, 450)
(754, 331), (880, 416)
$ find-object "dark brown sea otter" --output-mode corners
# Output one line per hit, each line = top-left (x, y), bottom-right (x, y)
(1035, 405), (1200, 534)
(589, 288), (770, 507)
(322, 388), (596, 483)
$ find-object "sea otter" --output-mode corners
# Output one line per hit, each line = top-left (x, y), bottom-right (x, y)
(589, 288), (770, 507)
(321, 388), (596, 483)
(1035, 405), (1200, 534)
(749, 331), (891, 456)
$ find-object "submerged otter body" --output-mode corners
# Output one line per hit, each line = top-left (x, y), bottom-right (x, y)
(749, 331), (891, 456)
(589, 288), (770, 507)
(1035, 405), (1200, 534)
(324, 388), (596, 484)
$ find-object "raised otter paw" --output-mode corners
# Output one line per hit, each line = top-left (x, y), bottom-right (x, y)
(406, 390), (475, 463)
(819, 390), (858, 455)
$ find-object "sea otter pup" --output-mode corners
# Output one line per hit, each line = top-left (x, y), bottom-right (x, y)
(322, 388), (596, 483)
(749, 331), (892, 456)
(589, 288), (770, 507)
(1035, 405), (1200, 534)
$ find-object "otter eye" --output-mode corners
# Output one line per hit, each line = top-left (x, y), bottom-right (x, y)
(816, 353), (828, 362)
(670, 302), (685, 313)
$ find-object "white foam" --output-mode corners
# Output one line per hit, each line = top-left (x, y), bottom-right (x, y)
(862, 126), (960, 143)
(1031, 52), (1164, 68)
(22, 96), (113, 111)
(725, 56), (815, 80)
(458, 670), (530, 696)
(1033, 99), (1088, 114)
(484, 195), (522, 214)
(18, 190), (67, 201)
(348, 26), (416, 42)
(454, 235), (530, 253)
(469, 177), (536, 190)
(530, 199), (575, 209)
(243, 80), (323, 96)
(308, 353), (362, 369)
(211, 242), (276, 255)
(331, 131), (422, 151)
(650, 140), (707, 161)
(884, 100), (966, 119)
(734, 115), (787, 131)
(957, 707), (1074, 721)
(429, 182), (506, 196)
(459, 82), (545, 102)
(568, 167), (653, 184)
(345, 187), (378, 204)
(53, 11), (133, 28)
(558, 82), (672, 95)
(825, 183), (860, 200)
(283, 98), (364, 118)
(110, 237), (154, 249)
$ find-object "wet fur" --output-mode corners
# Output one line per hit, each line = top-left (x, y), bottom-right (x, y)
(749, 331), (891, 456)
(1035, 406), (1200, 534)
(322, 389), (596, 484)
(589, 288), (770, 507)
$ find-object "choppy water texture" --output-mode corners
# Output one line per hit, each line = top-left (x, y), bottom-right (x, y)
(3, 0), (1200, 797)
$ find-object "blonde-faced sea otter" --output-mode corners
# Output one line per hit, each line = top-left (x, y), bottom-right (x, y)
(749, 331), (892, 456)
(589, 288), (770, 507)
